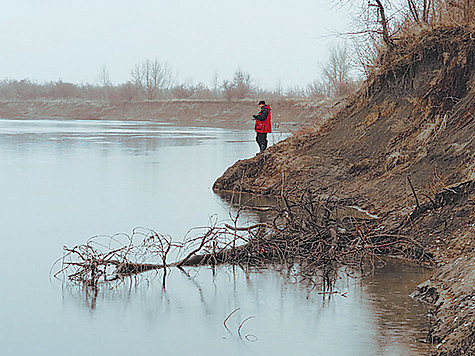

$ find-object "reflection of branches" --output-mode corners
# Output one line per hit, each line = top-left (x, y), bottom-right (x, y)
(53, 181), (448, 298)
(223, 308), (258, 342)
(238, 316), (256, 340)
(177, 267), (210, 314)
(223, 308), (240, 333)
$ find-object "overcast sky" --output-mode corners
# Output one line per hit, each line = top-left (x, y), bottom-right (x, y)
(0, 0), (351, 89)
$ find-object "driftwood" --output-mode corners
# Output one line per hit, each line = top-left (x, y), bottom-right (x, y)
(54, 181), (474, 291)
(53, 223), (259, 288)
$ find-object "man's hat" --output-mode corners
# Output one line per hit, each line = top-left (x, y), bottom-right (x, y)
(258, 100), (266, 105)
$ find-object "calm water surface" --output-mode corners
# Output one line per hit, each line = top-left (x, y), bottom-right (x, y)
(0, 119), (433, 355)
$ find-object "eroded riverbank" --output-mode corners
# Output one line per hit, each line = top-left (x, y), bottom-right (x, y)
(212, 26), (475, 355)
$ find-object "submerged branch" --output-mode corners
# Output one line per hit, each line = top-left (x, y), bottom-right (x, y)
(53, 182), (469, 291)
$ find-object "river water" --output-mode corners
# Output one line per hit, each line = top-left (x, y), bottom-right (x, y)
(0, 119), (433, 355)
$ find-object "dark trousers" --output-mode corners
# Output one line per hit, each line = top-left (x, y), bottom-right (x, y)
(256, 132), (268, 152)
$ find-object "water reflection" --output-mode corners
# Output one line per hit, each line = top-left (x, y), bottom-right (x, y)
(59, 263), (433, 355)
(0, 119), (234, 156)
(0, 118), (432, 356)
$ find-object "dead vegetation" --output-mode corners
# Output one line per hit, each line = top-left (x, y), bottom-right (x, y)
(52, 222), (252, 289)
(53, 180), (474, 292)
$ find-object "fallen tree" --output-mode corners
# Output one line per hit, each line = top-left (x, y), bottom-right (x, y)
(53, 181), (474, 290)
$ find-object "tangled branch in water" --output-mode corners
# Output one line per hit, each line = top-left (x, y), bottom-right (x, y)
(53, 183), (451, 291)
(53, 220), (259, 289)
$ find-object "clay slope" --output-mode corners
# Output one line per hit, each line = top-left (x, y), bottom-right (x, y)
(214, 26), (474, 215)
(214, 26), (474, 355)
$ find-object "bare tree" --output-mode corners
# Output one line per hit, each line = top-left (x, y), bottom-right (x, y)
(131, 63), (143, 87)
(306, 80), (327, 98)
(342, 0), (473, 52)
(233, 69), (254, 99)
(371, 0), (393, 47)
(274, 80), (283, 97)
(221, 79), (235, 100)
(211, 70), (219, 97)
(131, 59), (174, 100)
(99, 64), (112, 104)
(221, 69), (255, 100)
(321, 43), (356, 97)
(99, 65), (111, 88)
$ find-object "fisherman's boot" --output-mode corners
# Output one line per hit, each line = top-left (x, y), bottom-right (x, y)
(259, 143), (266, 153)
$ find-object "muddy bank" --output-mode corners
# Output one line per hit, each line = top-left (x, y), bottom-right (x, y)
(213, 26), (474, 355)
(412, 253), (474, 354)
(0, 98), (339, 130)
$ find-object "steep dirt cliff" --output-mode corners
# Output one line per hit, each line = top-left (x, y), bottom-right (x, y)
(215, 27), (473, 207)
(214, 26), (474, 355)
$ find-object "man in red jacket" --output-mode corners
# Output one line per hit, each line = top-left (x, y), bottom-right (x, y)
(252, 100), (272, 153)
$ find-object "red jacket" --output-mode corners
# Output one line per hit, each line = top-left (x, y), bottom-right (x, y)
(254, 104), (272, 133)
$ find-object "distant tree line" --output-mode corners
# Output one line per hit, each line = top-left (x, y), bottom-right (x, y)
(1, 1), (471, 104)
(0, 46), (359, 103)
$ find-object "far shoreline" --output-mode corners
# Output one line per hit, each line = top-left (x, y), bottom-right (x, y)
(0, 98), (341, 131)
